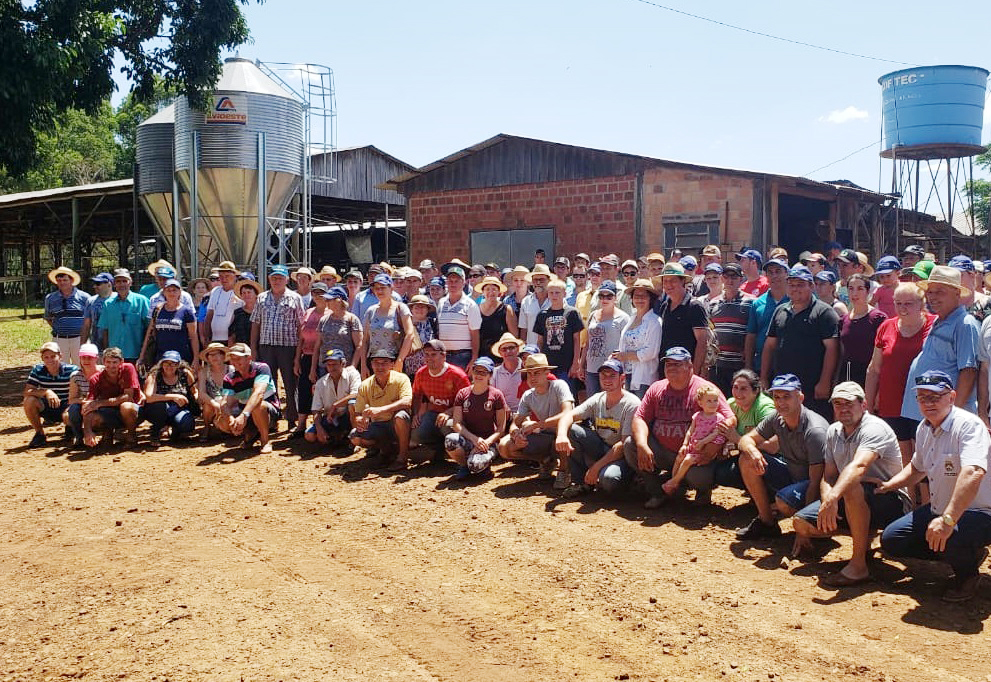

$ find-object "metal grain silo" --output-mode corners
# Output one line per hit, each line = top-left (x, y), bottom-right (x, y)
(879, 65), (989, 159)
(174, 57), (304, 274)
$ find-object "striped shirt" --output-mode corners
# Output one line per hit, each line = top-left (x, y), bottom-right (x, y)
(44, 288), (90, 337)
(708, 291), (753, 367)
(27, 363), (78, 403)
(223, 361), (279, 407)
(69, 366), (100, 401)
(250, 289), (304, 347)
(437, 295), (482, 352)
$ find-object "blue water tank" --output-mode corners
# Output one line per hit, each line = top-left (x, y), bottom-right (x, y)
(879, 65), (988, 159)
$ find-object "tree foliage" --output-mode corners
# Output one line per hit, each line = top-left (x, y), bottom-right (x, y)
(0, 0), (254, 178)
(965, 150), (991, 234)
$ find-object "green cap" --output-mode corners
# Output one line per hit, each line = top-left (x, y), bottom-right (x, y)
(911, 260), (935, 280)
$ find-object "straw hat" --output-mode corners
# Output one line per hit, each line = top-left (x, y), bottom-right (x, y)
(474, 275), (508, 295)
(291, 267), (315, 282)
(407, 294), (436, 311)
(236, 279), (262, 296)
(47, 266), (81, 286)
(522, 353), (557, 372)
(316, 265), (341, 282)
(491, 332), (524, 358)
(216, 260), (238, 273)
(199, 342), (229, 362)
(918, 265), (971, 297)
(508, 265), (530, 279)
(226, 342), (252, 359)
(646, 252), (666, 263)
(628, 278), (658, 297)
(525, 264), (553, 282)
(146, 259), (174, 278)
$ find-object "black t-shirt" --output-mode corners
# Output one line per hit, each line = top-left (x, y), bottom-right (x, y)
(534, 305), (584, 369)
(767, 298), (839, 388)
(656, 295), (709, 357)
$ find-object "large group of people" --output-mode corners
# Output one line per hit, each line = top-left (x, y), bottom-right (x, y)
(22, 242), (991, 601)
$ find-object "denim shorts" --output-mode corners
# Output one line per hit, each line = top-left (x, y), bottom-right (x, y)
(38, 400), (69, 423)
(794, 483), (908, 530)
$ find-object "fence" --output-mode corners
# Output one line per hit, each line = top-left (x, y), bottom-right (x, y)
(0, 275), (48, 322)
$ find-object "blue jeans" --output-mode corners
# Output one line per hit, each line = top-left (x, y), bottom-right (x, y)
(142, 401), (195, 436)
(66, 403), (84, 439)
(446, 349), (472, 371)
(567, 424), (630, 494)
(881, 504), (991, 578)
(623, 434), (715, 495)
(411, 409), (450, 449)
(795, 483), (906, 530)
(584, 371), (601, 397)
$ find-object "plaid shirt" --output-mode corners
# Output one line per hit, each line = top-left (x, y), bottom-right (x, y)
(250, 289), (304, 347)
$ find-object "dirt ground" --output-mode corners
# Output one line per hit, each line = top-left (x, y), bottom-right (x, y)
(1, 344), (990, 682)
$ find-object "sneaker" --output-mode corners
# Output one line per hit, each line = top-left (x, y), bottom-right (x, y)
(562, 483), (593, 499)
(942, 574), (983, 603)
(27, 431), (47, 448)
(735, 516), (782, 540)
(453, 465), (471, 481)
(644, 495), (668, 510)
(553, 468), (572, 490)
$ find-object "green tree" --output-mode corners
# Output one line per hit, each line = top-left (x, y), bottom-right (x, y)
(0, 0), (253, 178)
(965, 150), (991, 234)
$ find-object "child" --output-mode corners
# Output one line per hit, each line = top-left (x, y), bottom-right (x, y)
(662, 384), (731, 496)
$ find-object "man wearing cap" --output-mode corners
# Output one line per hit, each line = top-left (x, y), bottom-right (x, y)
(445, 356), (508, 480)
(903, 265), (980, 423)
(202, 261), (244, 345)
(871, 256), (901, 318)
(139, 260), (172, 298)
(947, 255), (991, 323)
(762, 266), (839, 418)
(823, 241), (843, 277)
(250, 264), (305, 430)
(80, 346), (142, 448)
(43, 266), (90, 364)
(552, 257), (575, 301)
(410, 340), (470, 455)
(290, 267), (314, 308)
(737, 249), (768, 298)
(625, 347), (734, 507)
(568, 265), (589, 307)
(307, 349), (362, 447)
(517, 264), (553, 346)
(879, 370), (991, 602)
(80, 273), (114, 350)
(707, 262), (753, 395)
(901, 245), (925, 270)
(575, 263), (601, 324)
(617, 260), (640, 314)
(22, 341), (78, 448)
(534, 278), (585, 396)
(654, 262), (710, 375)
(403, 268), (425, 302)
(436, 263), (482, 370)
(745, 258), (789, 374)
(835, 249), (875, 306)
(596, 255), (623, 292)
(216, 343), (281, 454)
(503, 266), (531, 316)
(418, 259), (439, 282)
(491, 333), (524, 414)
(147, 266), (194, 312)
(499, 353), (575, 486)
(791, 381), (906, 586)
(559, 358), (641, 499)
(98, 269), (151, 365)
(734, 374), (828, 540)
(351, 349), (413, 470)
(644, 252), (665, 278)
(690, 245), (722, 297)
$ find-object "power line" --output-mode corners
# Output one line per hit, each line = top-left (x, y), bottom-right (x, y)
(628, 0), (916, 66)
(804, 139), (882, 178)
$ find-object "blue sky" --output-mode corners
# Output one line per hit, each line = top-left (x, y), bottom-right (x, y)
(147, 1), (991, 193)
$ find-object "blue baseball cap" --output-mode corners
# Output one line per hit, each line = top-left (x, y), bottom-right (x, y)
(154, 266), (176, 278)
(269, 265), (290, 278)
(162, 278), (182, 289)
(429, 276), (446, 288)
(736, 249), (763, 266)
(703, 262), (724, 275)
(472, 356), (496, 373)
(662, 346), (692, 362)
(598, 358), (625, 374)
(948, 255), (975, 272)
(324, 285), (349, 301)
(786, 266), (813, 283)
(815, 270), (837, 284)
(588, 262), (602, 274)
(597, 279), (618, 294)
(521, 344), (540, 355)
(238, 271), (256, 281)
(913, 370), (953, 393)
(763, 258), (789, 272)
(769, 374), (802, 392)
(875, 256), (901, 275)
(824, 241), (843, 252)
(90, 272), (114, 284)
(679, 255), (698, 271)
(161, 350), (182, 364)
(372, 273), (394, 287)
(323, 348), (346, 363)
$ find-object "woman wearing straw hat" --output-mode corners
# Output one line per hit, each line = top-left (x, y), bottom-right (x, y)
(197, 342), (232, 442)
(476, 276), (517, 363)
(44, 266), (89, 364)
(614, 278), (662, 398)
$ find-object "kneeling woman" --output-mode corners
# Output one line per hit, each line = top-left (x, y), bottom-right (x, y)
(445, 356), (508, 481)
(142, 350), (199, 445)
(197, 342), (231, 441)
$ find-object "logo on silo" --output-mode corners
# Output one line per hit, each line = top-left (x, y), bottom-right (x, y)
(205, 95), (247, 125)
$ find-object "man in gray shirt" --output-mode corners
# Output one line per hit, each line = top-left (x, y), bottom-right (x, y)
(559, 359), (641, 499)
(792, 382), (906, 586)
(735, 374), (828, 540)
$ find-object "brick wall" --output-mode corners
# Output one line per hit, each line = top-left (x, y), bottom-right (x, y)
(641, 167), (755, 254)
(407, 175), (637, 265)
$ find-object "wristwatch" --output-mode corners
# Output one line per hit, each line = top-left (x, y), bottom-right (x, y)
(941, 512), (955, 526)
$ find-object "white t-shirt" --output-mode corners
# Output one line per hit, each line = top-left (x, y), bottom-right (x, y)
(518, 294), (552, 346)
(437, 294), (482, 352)
(913, 407), (991, 516)
(206, 287), (244, 341)
(312, 366), (362, 415)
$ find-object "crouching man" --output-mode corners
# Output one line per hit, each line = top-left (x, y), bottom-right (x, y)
(879, 370), (991, 602)
(350, 349), (413, 471)
(215, 343), (281, 454)
(307, 349), (361, 448)
(81, 346), (141, 448)
(560, 359), (641, 499)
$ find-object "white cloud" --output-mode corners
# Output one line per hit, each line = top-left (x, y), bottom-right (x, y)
(819, 106), (869, 124)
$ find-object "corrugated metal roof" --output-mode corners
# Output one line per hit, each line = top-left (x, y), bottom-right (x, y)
(0, 179), (134, 207)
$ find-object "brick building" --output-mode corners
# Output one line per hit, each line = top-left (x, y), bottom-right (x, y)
(385, 134), (923, 267)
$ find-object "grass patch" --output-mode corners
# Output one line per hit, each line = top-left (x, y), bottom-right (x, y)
(0, 301), (45, 317)
(0, 318), (51, 355)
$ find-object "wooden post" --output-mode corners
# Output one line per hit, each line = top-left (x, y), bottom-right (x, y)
(22, 274), (28, 319)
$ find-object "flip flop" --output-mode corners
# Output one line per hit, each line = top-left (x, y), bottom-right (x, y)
(386, 459), (408, 472)
(822, 571), (872, 588)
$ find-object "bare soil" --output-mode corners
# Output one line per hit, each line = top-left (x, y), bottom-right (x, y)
(0, 345), (989, 682)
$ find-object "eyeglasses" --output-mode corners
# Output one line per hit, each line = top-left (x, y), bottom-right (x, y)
(469, 274), (483, 279)
(598, 293), (615, 299)
(573, 274), (587, 279)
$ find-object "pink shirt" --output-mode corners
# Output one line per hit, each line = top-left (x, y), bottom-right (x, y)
(688, 411), (726, 452)
(871, 285), (897, 319)
(636, 374), (733, 452)
(299, 308), (323, 356)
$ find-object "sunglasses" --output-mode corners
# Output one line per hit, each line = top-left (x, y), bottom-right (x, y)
(622, 271), (638, 277)
(598, 293), (615, 299)
(573, 273), (587, 279)
(916, 391), (949, 404)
